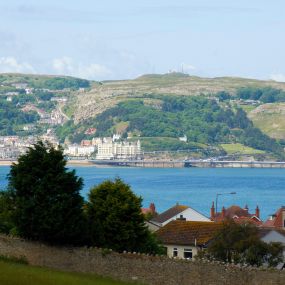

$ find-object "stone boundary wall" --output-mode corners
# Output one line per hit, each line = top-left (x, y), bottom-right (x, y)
(0, 235), (284, 285)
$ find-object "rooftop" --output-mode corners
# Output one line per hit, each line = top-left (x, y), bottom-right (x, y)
(156, 220), (222, 246)
(151, 204), (188, 224)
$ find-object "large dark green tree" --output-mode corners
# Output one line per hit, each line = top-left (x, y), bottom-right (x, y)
(86, 178), (161, 254)
(8, 141), (86, 245)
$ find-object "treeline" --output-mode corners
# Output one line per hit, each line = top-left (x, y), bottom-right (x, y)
(0, 74), (90, 90)
(0, 98), (39, 135)
(30, 77), (90, 90)
(93, 96), (283, 157)
(217, 86), (285, 103)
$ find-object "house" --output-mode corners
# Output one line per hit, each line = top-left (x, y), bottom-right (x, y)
(259, 228), (285, 263)
(156, 220), (222, 259)
(150, 203), (210, 228)
(263, 206), (285, 229)
(210, 203), (262, 225)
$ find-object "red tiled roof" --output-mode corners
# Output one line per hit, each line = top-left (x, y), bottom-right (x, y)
(213, 205), (261, 223)
(156, 220), (222, 246)
(151, 204), (188, 224)
(233, 216), (262, 226)
(263, 207), (285, 228)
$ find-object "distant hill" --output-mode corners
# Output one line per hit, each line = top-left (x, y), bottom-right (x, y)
(0, 73), (90, 90)
(71, 72), (285, 122)
(1, 72), (285, 159)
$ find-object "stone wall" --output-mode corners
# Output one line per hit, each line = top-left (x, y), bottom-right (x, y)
(0, 235), (284, 285)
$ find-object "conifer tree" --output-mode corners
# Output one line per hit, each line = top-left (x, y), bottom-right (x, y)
(8, 141), (86, 245)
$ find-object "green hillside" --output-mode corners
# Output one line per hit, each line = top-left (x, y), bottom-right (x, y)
(248, 103), (285, 140)
(0, 73), (90, 90)
(1, 72), (285, 159)
(57, 95), (284, 159)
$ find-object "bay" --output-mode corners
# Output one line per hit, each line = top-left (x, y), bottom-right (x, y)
(0, 166), (284, 220)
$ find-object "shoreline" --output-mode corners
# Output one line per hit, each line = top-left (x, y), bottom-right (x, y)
(1, 159), (285, 169)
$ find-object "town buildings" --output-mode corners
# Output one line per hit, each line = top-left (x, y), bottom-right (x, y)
(210, 203), (262, 225)
(96, 140), (141, 160)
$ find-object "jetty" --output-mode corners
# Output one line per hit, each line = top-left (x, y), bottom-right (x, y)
(88, 159), (285, 168)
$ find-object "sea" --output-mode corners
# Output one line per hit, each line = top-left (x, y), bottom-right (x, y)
(0, 166), (284, 220)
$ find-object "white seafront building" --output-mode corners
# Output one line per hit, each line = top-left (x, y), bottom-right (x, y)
(96, 140), (141, 160)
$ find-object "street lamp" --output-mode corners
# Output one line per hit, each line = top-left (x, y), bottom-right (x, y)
(215, 192), (236, 214)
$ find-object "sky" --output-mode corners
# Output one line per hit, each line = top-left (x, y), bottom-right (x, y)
(0, 0), (285, 81)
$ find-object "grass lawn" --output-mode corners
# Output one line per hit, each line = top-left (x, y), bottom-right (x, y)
(220, 143), (265, 155)
(0, 260), (134, 285)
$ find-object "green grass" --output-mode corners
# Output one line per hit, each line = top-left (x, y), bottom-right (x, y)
(0, 260), (134, 285)
(240, 105), (257, 113)
(220, 143), (265, 155)
(248, 103), (285, 140)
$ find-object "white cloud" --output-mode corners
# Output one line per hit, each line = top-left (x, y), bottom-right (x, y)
(270, 73), (285, 82)
(52, 57), (111, 80)
(0, 56), (35, 73)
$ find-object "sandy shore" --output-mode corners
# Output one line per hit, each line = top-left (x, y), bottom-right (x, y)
(0, 160), (16, 166)
(66, 160), (94, 167)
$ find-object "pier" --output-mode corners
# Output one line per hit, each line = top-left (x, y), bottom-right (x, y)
(88, 159), (285, 168)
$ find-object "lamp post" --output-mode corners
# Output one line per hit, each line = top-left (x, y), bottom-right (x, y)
(215, 192), (236, 214)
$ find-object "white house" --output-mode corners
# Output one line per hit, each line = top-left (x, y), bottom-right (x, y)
(259, 228), (285, 261)
(156, 220), (222, 259)
(150, 203), (211, 228)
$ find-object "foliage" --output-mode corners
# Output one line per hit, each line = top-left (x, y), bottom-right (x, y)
(91, 96), (284, 157)
(0, 98), (39, 135)
(32, 77), (90, 90)
(8, 141), (87, 245)
(236, 86), (285, 103)
(0, 74), (90, 90)
(0, 190), (15, 234)
(205, 221), (284, 267)
(86, 178), (162, 254)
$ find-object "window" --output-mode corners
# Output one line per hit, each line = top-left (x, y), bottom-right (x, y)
(173, 247), (178, 257)
(183, 248), (193, 259)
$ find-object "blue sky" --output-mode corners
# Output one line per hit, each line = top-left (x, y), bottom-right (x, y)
(0, 0), (285, 81)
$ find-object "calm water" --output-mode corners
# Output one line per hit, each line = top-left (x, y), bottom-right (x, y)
(0, 166), (284, 220)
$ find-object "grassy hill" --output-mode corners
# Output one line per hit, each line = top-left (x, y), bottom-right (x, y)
(70, 73), (285, 122)
(1, 72), (285, 159)
(248, 103), (285, 140)
(0, 73), (90, 90)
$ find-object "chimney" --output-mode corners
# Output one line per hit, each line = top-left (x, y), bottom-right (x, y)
(255, 205), (260, 219)
(211, 201), (215, 220)
(222, 206), (226, 218)
(149, 203), (156, 214)
(244, 204), (249, 212)
(177, 214), (186, 221)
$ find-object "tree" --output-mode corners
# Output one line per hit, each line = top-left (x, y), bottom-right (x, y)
(0, 190), (15, 234)
(86, 178), (162, 254)
(205, 221), (284, 267)
(8, 141), (86, 245)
